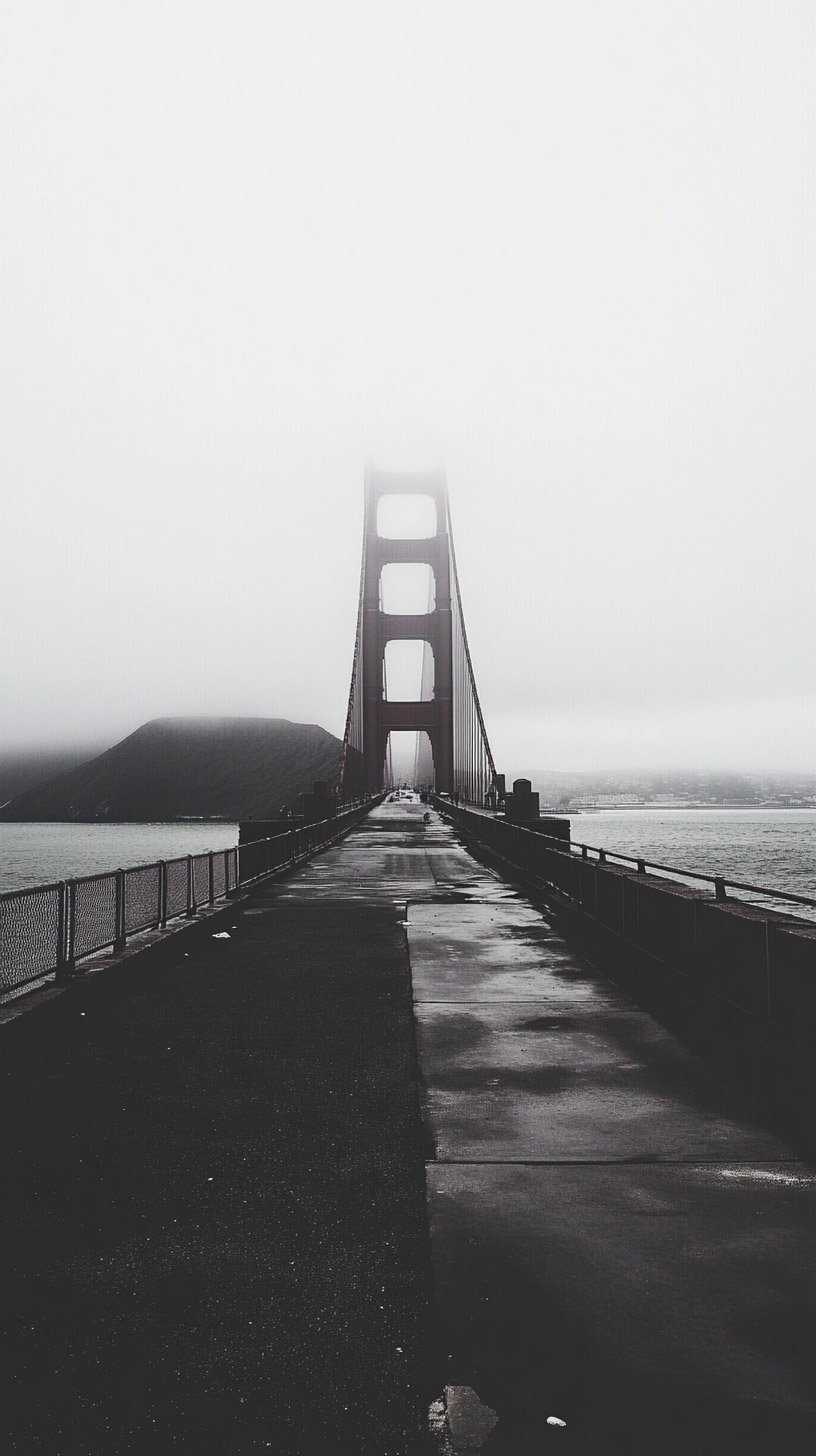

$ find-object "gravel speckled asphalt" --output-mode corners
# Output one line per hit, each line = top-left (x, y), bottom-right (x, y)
(0, 815), (441, 1454)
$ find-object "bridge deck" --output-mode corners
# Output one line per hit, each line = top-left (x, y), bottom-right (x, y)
(2, 801), (815, 1453)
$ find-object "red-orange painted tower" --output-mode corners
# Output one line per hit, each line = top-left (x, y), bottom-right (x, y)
(360, 469), (453, 793)
(339, 469), (496, 802)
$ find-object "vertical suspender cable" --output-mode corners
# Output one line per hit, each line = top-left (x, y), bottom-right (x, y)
(447, 499), (496, 803)
(339, 520), (367, 800)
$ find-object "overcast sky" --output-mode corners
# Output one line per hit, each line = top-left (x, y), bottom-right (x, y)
(2, 1), (814, 772)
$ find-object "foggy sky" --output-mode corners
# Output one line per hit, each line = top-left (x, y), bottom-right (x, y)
(2, 2), (814, 772)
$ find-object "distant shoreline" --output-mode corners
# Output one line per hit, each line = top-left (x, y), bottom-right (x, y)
(3, 806), (816, 826)
(549, 804), (816, 813)
(0, 816), (241, 827)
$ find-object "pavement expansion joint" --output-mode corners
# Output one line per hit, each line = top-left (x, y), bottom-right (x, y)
(429, 1156), (805, 1166)
(413, 997), (631, 1004)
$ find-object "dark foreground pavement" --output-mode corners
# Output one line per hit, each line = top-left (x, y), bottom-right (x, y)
(0, 884), (431, 1453)
(3, 799), (816, 1455)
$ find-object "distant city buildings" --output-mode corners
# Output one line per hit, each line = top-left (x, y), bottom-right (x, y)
(522, 770), (816, 812)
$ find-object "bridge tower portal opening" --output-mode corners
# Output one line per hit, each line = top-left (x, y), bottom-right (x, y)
(384, 729), (435, 790)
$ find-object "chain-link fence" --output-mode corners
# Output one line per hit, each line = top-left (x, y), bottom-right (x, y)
(192, 853), (211, 910)
(70, 873), (118, 960)
(0, 882), (65, 994)
(212, 851), (227, 902)
(165, 858), (189, 921)
(124, 864), (162, 935)
(0, 801), (378, 998)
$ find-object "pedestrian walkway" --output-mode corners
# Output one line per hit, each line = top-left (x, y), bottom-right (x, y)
(408, 878), (816, 1452)
(2, 799), (815, 1454)
(1, 811), (437, 1456)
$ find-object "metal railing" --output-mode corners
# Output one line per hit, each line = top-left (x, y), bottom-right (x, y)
(0, 797), (380, 998)
(433, 798), (816, 922)
(564, 839), (816, 913)
(237, 799), (379, 885)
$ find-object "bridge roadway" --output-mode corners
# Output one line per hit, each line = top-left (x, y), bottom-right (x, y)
(2, 800), (816, 1453)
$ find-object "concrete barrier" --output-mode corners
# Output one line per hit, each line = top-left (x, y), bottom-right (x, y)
(433, 798), (816, 1152)
(768, 919), (816, 1032)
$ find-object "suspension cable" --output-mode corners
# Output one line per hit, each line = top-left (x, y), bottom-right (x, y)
(447, 501), (497, 780)
(338, 524), (367, 798)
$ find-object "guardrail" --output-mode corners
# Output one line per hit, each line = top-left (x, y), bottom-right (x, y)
(237, 799), (380, 885)
(432, 799), (816, 921)
(435, 798), (816, 1152)
(0, 798), (381, 999)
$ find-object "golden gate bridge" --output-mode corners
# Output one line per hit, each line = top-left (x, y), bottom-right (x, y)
(339, 469), (498, 803)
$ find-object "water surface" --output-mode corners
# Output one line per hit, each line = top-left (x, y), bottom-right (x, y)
(0, 822), (239, 893)
(569, 809), (816, 920)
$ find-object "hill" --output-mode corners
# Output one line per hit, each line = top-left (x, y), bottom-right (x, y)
(0, 718), (343, 822)
(0, 746), (106, 809)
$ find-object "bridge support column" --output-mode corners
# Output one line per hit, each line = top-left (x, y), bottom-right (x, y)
(359, 470), (454, 793)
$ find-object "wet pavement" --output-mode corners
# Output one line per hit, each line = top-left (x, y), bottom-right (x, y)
(2, 799), (815, 1453)
(401, 804), (816, 1454)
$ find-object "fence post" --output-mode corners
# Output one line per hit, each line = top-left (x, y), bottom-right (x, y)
(714, 877), (727, 901)
(62, 879), (78, 978)
(208, 851), (215, 905)
(223, 849), (230, 900)
(187, 856), (196, 917)
(158, 862), (167, 927)
(114, 869), (126, 952)
(55, 881), (67, 979)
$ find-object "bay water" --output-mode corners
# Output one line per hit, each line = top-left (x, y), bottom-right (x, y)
(0, 822), (239, 894)
(567, 808), (816, 921)
(1, 810), (814, 922)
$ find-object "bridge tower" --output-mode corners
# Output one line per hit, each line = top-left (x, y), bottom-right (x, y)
(339, 468), (496, 802)
(361, 470), (453, 794)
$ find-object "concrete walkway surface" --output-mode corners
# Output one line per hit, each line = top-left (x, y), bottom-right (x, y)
(408, 866), (816, 1453)
(2, 799), (815, 1454)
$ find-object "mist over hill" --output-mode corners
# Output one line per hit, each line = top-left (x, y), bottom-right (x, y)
(0, 718), (343, 823)
(0, 746), (106, 808)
